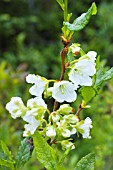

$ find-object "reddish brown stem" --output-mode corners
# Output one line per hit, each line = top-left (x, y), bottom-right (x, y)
(76, 104), (83, 121)
(53, 37), (71, 111)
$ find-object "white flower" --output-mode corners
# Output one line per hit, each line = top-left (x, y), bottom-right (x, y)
(79, 51), (97, 62)
(79, 117), (93, 139)
(87, 51), (97, 62)
(46, 126), (56, 138)
(72, 46), (80, 55)
(27, 97), (47, 109)
(50, 112), (60, 122)
(26, 74), (48, 97)
(69, 43), (80, 54)
(71, 128), (77, 135)
(6, 97), (25, 119)
(62, 129), (71, 138)
(49, 81), (78, 103)
(64, 114), (79, 124)
(61, 140), (75, 150)
(23, 119), (40, 136)
(69, 59), (96, 86)
(57, 104), (73, 115)
(23, 97), (47, 123)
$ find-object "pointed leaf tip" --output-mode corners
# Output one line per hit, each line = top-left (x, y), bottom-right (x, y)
(91, 3), (97, 15)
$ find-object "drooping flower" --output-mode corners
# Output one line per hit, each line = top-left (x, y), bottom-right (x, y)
(26, 74), (48, 97)
(78, 117), (93, 139)
(57, 104), (73, 115)
(6, 97), (26, 119)
(49, 112), (60, 122)
(62, 129), (71, 138)
(61, 140), (75, 150)
(49, 81), (78, 103)
(46, 126), (56, 138)
(23, 119), (40, 137)
(69, 59), (96, 86)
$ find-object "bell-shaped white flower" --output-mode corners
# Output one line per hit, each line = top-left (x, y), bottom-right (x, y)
(46, 126), (56, 138)
(50, 112), (60, 122)
(57, 104), (73, 115)
(79, 117), (93, 139)
(49, 81), (78, 103)
(61, 140), (75, 150)
(69, 59), (96, 86)
(23, 119), (40, 136)
(26, 74), (48, 97)
(62, 129), (71, 138)
(64, 114), (79, 124)
(68, 43), (80, 55)
(6, 97), (26, 119)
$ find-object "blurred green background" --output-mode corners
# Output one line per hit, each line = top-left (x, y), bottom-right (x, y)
(0, 0), (113, 169)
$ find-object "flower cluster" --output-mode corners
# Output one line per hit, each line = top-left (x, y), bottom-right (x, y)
(6, 43), (96, 150)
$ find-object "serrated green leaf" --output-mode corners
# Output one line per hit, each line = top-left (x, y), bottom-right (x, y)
(81, 86), (96, 103)
(74, 153), (95, 170)
(64, 3), (97, 31)
(0, 159), (14, 169)
(33, 131), (57, 170)
(57, 0), (64, 11)
(0, 141), (13, 162)
(95, 67), (113, 90)
(15, 138), (32, 169)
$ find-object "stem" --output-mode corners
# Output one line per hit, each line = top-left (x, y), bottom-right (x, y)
(53, 41), (69, 111)
(64, 0), (68, 22)
(76, 104), (83, 121)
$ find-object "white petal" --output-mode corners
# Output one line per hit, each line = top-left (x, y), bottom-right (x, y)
(46, 126), (56, 138)
(23, 120), (40, 136)
(6, 97), (24, 119)
(26, 74), (38, 84)
(87, 51), (97, 62)
(62, 129), (71, 138)
(50, 81), (77, 103)
(27, 97), (47, 108)
(29, 84), (44, 97)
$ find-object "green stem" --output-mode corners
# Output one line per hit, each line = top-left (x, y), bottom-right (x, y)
(64, 0), (68, 22)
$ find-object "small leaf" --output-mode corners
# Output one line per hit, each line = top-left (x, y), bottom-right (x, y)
(64, 3), (97, 31)
(81, 86), (96, 103)
(95, 67), (113, 90)
(15, 138), (32, 169)
(57, 0), (64, 11)
(0, 159), (14, 169)
(33, 131), (57, 170)
(74, 153), (95, 170)
(0, 141), (13, 162)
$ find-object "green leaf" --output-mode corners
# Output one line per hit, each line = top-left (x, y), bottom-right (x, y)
(95, 67), (113, 89)
(56, 165), (67, 170)
(0, 159), (14, 169)
(15, 138), (32, 169)
(59, 147), (72, 165)
(81, 86), (96, 103)
(0, 141), (13, 162)
(74, 153), (95, 170)
(64, 3), (97, 31)
(57, 0), (64, 11)
(33, 131), (57, 170)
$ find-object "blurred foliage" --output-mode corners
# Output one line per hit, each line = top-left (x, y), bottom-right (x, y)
(0, 0), (113, 169)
